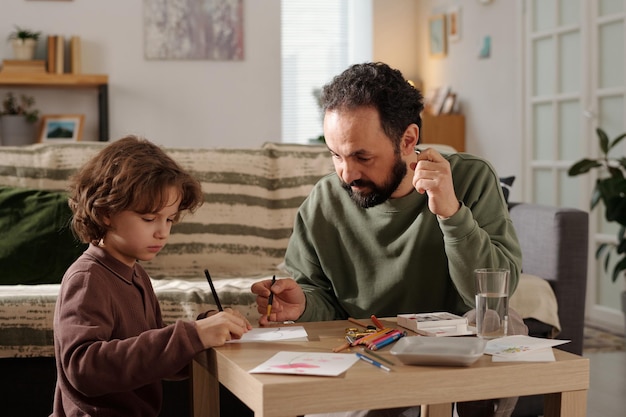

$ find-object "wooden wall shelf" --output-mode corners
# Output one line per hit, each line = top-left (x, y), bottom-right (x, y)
(0, 73), (109, 141)
(0, 72), (107, 87)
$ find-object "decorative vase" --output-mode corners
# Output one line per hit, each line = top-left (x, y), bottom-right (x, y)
(11, 39), (37, 60)
(0, 115), (38, 146)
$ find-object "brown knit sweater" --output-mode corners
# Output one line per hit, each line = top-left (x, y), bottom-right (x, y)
(51, 244), (204, 417)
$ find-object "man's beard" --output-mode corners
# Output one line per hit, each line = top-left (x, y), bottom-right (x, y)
(341, 155), (407, 208)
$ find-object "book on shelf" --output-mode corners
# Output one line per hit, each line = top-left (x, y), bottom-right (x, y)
(55, 35), (65, 74)
(70, 36), (81, 74)
(397, 312), (469, 334)
(47, 35), (56, 73)
(1, 60), (46, 73)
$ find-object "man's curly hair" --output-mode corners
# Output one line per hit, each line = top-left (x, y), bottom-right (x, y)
(68, 135), (203, 244)
(320, 62), (424, 148)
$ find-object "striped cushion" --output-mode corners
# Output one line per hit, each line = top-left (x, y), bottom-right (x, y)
(0, 141), (334, 357)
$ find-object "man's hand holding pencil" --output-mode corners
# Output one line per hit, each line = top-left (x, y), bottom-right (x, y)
(251, 277), (306, 326)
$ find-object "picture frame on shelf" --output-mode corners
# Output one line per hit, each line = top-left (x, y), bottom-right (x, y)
(38, 114), (84, 143)
(441, 93), (457, 114)
(428, 14), (447, 58)
(429, 86), (451, 116)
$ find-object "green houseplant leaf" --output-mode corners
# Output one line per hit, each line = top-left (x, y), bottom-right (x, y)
(7, 25), (41, 41)
(568, 127), (626, 283)
(1, 92), (39, 124)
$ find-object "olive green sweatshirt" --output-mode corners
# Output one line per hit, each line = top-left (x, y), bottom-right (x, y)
(285, 153), (522, 322)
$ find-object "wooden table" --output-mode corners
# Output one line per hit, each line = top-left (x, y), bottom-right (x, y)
(191, 319), (589, 417)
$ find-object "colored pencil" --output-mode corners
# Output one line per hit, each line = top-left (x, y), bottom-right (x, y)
(204, 269), (223, 311)
(355, 352), (391, 372)
(368, 331), (404, 351)
(266, 275), (276, 320)
(370, 314), (385, 329)
(363, 347), (395, 366)
(348, 317), (371, 328)
(352, 328), (393, 346)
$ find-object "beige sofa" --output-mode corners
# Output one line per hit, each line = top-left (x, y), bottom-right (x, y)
(0, 141), (333, 358)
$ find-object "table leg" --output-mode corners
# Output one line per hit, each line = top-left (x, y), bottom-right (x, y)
(421, 403), (452, 417)
(191, 351), (220, 417)
(544, 390), (588, 417)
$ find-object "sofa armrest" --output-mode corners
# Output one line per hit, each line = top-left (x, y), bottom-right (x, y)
(508, 202), (589, 354)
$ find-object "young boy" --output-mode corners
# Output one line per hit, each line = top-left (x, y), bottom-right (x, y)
(51, 136), (251, 417)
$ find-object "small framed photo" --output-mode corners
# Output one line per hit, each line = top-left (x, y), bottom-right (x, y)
(441, 93), (457, 114)
(428, 14), (447, 58)
(38, 114), (85, 143)
(429, 86), (450, 116)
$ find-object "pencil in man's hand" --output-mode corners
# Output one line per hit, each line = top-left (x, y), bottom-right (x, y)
(266, 275), (276, 320)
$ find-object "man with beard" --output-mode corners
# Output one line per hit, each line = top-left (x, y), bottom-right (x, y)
(251, 62), (523, 416)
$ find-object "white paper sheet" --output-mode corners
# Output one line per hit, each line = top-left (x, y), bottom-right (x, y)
(491, 347), (556, 362)
(249, 351), (359, 376)
(485, 335), (569, 362)
(227, 326), (308, 343)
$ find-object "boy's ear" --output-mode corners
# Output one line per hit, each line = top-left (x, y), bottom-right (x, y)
(100, 210), (112, 226)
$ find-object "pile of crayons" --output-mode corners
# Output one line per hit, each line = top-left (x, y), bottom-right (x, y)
(334, 315), (405, 352)
(349, 327), (405, 350)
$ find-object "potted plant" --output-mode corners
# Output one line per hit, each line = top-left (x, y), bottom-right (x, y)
(7, 25), (41, 60)
(568, 127), (626, 333)
(0, 92), (40, 146)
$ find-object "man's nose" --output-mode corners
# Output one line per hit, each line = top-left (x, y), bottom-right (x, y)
(339, 160), (360, 185)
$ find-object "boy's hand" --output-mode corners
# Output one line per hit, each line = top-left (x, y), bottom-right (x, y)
(195, 309), (251, 348)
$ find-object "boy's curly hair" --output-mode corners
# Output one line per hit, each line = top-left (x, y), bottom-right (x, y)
(320, 62), (424, 148)
(68, 135), (203, 244)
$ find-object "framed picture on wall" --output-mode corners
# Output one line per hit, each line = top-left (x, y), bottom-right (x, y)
(38, 114), (84, 143)
(144, 0), (244, 60)
(429, 14), (447, 57)
(447, 6), (461, 43)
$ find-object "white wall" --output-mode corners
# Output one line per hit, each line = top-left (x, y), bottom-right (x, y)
(1, 0), (522, 201)
(0, 0), (281, 148)
(372, 0), (419, 82)
(415, 0), (522, 200)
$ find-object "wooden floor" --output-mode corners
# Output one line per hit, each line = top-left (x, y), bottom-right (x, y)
(584, 350), (626, 417)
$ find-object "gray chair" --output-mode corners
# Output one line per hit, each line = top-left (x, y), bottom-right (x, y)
(508, 202), (589, 417)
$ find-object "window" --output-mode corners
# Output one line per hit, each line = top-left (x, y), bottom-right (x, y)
(281, 0), (372, 144)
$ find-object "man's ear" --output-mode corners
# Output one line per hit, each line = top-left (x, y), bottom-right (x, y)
(400, 124), (419, 155)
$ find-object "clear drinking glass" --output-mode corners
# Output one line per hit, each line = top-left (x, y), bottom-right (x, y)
(475, 268), (510, 339)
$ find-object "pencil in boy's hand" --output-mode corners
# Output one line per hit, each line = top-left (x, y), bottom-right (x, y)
(266, 275), (276, 320)
(204, 269), (223, 311)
